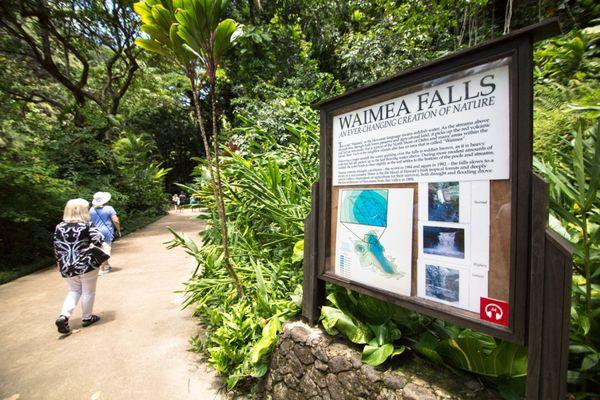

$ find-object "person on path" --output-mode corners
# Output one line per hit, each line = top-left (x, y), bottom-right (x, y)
(189, 195), (199, 212)
(172, 193), (180, 211)
(178, 191), (187, 213)
(54, 198), (105, 334)
(90, 192), (121, 275)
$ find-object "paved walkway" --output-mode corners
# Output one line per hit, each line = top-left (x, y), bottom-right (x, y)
(0, 210), (223, 400)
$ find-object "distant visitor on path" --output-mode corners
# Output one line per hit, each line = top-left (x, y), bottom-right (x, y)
(54, 198), (107, 334)
(189, 194), (200, 211)
(172, 193), (180, 212)
(178, 191), (187, 212)
(90, 191), (121, 275)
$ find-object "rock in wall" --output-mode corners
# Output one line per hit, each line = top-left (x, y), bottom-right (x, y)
(255, 320), (501, 400)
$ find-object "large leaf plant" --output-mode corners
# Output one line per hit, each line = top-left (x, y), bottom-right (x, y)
(321, 288), (528, 398)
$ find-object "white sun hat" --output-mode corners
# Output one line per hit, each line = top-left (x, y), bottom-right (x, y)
(92, 191), (112, 207)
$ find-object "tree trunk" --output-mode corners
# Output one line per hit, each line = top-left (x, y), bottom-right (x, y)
(503, 0), (513, 35)
(209, 72), (244, 297)
(248, 0), (256, 24)
(189, 72), (244, 297)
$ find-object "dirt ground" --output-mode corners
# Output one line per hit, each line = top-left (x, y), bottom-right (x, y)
(0, 210), (224, 400)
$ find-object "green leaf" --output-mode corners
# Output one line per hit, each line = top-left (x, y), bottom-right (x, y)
(573, 121), (587, 204)
(579, 315), (591, 335)
(326, 290), (357, 315)
(249, 318), (280, 365)
(581, 352), (599, 371)
(213, 19), (239, 62)
(438, 338), (527, 377)
(176, 21), (205, 59)
(362, 343), (394, 366)
(391, 345), (406, 357)
(134, 38), (172, 58)
(356, 294), (394, 325)
(567, 370), (585, 384)
(456, 329), (497, 355)
(151, 4), (174, 33)
(584, 120), (600, 208)
(570, 344), (595, 354)
(320, 306), (371, 344)
(291, 240), (304, 262)
(368, 322), (401, 346)
(169, 24), (193, 65)
(141, 24), (170, 44)
(134, 1), (154, 23)
(414, 332), (445, 365)
(225, 374), (241, 390)
(534, 157), (580, 206)
(252, 362), (268, 377)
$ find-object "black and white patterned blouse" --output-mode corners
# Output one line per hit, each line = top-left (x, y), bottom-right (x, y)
(54, 221), (104, 277)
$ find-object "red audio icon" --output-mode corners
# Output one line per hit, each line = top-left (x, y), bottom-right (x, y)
(480, 297), (509, 326)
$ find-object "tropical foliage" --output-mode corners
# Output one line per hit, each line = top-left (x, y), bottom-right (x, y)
(321, 287), (528, 396)
(532, 26), (600, 397)
(168, 95), (319, 388)
(0, 0), (198, 282)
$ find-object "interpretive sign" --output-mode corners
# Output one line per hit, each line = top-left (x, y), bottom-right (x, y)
(319, 45), (519, 339)
(303, 19), (573, 400)
(332, 59), (510, 186)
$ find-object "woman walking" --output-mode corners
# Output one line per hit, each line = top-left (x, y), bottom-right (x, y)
(172, 193), (180, 211)
(90, 192), (121, 275)
(54, 198), (106, 334)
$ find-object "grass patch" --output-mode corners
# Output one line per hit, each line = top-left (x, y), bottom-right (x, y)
(0, 257), (55, 285)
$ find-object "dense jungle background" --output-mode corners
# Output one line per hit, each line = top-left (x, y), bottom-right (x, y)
(1, 0), (598, 398)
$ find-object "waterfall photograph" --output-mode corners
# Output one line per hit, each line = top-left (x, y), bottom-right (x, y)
(423, 226), (465, 259)
(425, 264), (460, 303)
(428, 182), (460, 222)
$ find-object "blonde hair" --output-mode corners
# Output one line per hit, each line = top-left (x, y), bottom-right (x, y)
(63, 198), (91, 222)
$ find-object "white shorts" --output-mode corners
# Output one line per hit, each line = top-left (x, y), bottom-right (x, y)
(102, 242), (112, 255)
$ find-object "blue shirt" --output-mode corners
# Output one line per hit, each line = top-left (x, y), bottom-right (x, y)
(89, 206), (117, 242)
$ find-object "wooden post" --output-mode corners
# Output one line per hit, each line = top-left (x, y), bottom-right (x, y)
(526, 174), (573, 399)
(302, 182), (325, 324)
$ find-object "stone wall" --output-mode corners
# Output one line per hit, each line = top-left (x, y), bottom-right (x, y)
(255, 320), (501, 400)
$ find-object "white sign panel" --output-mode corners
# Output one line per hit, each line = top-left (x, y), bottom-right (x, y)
(416, 180), (490, 312)
(332, 59), (510, 186)
(335, 188), (413, 296)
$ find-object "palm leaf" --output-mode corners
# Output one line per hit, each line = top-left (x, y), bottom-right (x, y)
(213, 19), (239, 62)
(134, 38), (172, 58)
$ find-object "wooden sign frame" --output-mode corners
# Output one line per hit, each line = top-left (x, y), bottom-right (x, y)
(303, 20), (563, 345)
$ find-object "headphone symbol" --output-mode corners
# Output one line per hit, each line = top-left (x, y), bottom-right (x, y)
(485, 303), (503, 321)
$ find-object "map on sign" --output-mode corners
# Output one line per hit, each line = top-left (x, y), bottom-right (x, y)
(336, 188), (414, 296)
(340, 189), (388, 227)
(340, 189), (395, 274)
(354, 231), (397, 274)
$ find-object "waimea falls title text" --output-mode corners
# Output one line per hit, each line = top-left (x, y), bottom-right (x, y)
(337, 74), (497, 138)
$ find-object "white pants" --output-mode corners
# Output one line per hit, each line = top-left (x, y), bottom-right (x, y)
(60, 269), (99, 319)
(102, 242), (112, 255)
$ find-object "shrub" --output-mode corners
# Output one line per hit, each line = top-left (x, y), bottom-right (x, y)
(168, 92), (318, 389)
